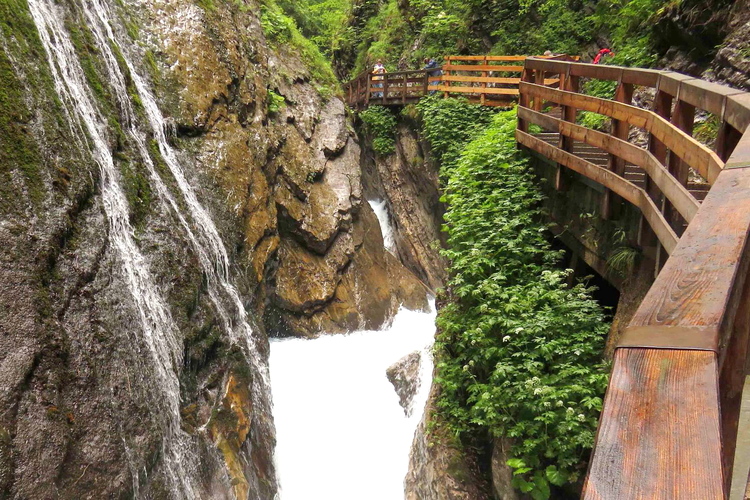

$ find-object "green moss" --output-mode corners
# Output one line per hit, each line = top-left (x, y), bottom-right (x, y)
(143, 50), (160, 83)
(260, 0), (340, 99)
(195, 0), (217, 12)
(66, 20), (111, 107)
(0, 0), (50, 208)
(118, 157), (153, 230)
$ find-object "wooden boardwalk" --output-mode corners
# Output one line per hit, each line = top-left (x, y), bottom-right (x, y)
(344, 55), (575, 109)
(517, 58), (750, 499)
(349, 52), (750, 498)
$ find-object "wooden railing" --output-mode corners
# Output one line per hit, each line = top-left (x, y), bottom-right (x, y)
(517, 58), (750, 498)
(343, 55), (576, 108)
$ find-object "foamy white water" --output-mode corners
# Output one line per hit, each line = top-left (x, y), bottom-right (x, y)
(369, 199), (396, 253)
(270, 304), (435, 500)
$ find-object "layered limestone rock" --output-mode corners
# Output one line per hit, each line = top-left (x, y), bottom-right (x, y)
(362, 120), (448, 290)
(405, 384), (492, 500)
(386, 351), (422, 416)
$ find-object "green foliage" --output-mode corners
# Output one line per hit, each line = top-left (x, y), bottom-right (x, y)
(577, 111), (610, 132)
(267, 89), (286, 114)
(423, 104), (610, 498)
(260, 0), (340, 99)
(359, 105), (397, 155)
(694, 113), (720, 149)
(416, 96), (495, 167)
(276, 0), (352, 57)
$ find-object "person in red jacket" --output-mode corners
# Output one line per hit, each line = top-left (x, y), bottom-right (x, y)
(593, 48), (613, 64)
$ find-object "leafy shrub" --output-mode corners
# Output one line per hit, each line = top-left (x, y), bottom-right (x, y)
(416, 95), (495, 168)
(260, 0), (340, 99)
(267, 89), (286, 114)
(424, 105), (610, 499)
(359, 106), (397, 156)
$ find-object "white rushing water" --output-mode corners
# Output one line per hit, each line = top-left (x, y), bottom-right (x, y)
(368, 199), (396, 253)
(270, 304), (436, 500)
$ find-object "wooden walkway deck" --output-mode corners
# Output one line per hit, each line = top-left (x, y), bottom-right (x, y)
(517, 58), (750, 499)
(349, 52), (750, 497)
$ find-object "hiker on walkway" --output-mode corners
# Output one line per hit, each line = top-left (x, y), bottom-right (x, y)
(422, 57), (441, 94)
(593, 48), (613, 64)
(372, 60), (386, 98)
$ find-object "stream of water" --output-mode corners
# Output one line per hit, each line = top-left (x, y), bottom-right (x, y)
(270, 304), (436, 500)
(28, 0), (273, 496)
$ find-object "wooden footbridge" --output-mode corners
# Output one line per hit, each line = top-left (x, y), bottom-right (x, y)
(344, 55), (574, 108)
(348, 56), (750, 498)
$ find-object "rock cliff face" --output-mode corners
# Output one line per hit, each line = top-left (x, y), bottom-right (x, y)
(361, 118), (448, 290)
(0, 0), (427, 497)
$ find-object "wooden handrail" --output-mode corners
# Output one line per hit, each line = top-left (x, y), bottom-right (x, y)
(520, 82), (725, 184)
(517, 129), (679, 252)
(518, 58), (750, 498)
(518, 107), (700, 223)
(343, 54), (576, 108)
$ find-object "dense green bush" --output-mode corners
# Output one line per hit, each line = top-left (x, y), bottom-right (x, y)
(260, 0), (340, 98)
(359, 105), (398, 155)
(422, 102), (610, 499)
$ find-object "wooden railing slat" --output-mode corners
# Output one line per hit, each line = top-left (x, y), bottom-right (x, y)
(517, 107), (700, 222)
(583, 349), (724, 499)
(442, 64), (525, 72)
(517, 129), (679, 253)
(520, 82), (725, 183)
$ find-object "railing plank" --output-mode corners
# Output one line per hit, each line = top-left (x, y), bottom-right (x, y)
(442, 64), (524, 72)
(520, 82), (725, 183)
(583, 349), (724, 499)
(438, 86), (519, 96)
(518, 107), (700, 222)
(516, 129), (678, 253)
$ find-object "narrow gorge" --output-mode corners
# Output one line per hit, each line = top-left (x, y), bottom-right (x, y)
(3, 0), (749, 498)
(0, 0), (436, 497)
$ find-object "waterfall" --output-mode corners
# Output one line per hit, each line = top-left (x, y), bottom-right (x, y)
(26, 0), (199, 495)
(27, 0), (274, 497)
(368, 199), (396, 253)
(269, 304), (435, 499)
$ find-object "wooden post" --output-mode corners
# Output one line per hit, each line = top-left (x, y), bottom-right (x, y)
(533, 69), (545, 111)
(365, 74), (370, 106)
(382, 74), (389, 105)
(518, 67), (534, 133)
(556, 70), (579, 191)
(403, 73), (407, 104)
(444, 56), (451, 99)
(664, 96), (696, 231)
(717, 121), (743, 162)
(481, 55), (487, 106)
(423, 70), (429, 98)
(640, 85), (673, 268)
(602, 76), (634, 219)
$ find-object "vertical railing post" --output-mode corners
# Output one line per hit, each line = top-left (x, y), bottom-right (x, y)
(444, 56), (451, 99)
(533, 68), (545, 111)
(403, 72), (407, 104)
(717, 121), (743, 162)
(664, 87), (696, 232)
(481, 55), (487, 106)
(640, 78), (674, 273)
(602, 71), (634, 219)
(518, 65), (535, 133)
(365, 73), (370, 106)
(423, 70), (429, 98)
(556, 67), (578, 191)
(382, 74), (389, 105)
